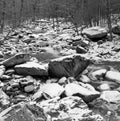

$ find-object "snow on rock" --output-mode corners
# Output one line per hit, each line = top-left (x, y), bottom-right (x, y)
(65, 83), (100, 102)
(0, 53), (30, 67)
(82, 26), (107, 41)
(15, 62), (48, 76)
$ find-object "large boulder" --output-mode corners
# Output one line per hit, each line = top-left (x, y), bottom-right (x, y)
(112, 24), (120, 35)
(82, 27), (107, 41)
(48, 54), (90, 78)
(0, 102), (48, 121)
(65, 83), (100, 102)
(0, 53), (30, 67)
(15, 62), (48, 76)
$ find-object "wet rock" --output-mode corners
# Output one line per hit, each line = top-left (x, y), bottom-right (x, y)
(112, 24), (120, 35)
(100, 91), (120, 103)
(0, 102), (48, 121)
(82, 26), (107, 41)
(0, 53), (30, 67)
(15, 62), (48, 76)
(65, 83), (100, 102)
(48, 54), (90, 78)
(76, 46), (87, 54)
(105, 71), (120, 83)
(0, 65), (5, 77)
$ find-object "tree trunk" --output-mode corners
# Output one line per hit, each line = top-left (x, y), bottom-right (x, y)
(0, 0), (6, 33)
(106, 0), (112, 41)
(19, 0), (24, 25)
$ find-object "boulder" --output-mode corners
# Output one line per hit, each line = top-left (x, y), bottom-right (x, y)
(112, 24), (120, 35)
(15, 62), (48, 76)
(48, 54), (90, 78)
(100, 91), (120, 103)
(0, 53), (30, 67)
(105, 71), (120, 83)
(0, 102), (48, 121)
(82, 26), (107, 41)
(65, 83), (100, 102)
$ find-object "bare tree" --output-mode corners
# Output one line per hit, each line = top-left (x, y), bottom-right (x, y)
(0, 0), (6, 33)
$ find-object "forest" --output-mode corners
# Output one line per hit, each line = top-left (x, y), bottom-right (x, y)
(0, 0), (120, 31)
(1, 0), (120, 121)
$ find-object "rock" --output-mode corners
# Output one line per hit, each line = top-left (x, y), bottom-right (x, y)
(0, 75), (12, 81)
(0, 66), (5, 77)
(98, 83), (111, 91)
(24, 84), (35, 93)
(79, 75), (91, 83)
(0, 51), (3, 58)
(0, 89), (10, 107)
(40, 83), (64, 99)
(40, 96), (103, 121)
(65, 83), (100, 102)
(112, 24), (120, 35)
(82, 26), (107, 41)
(19, 77), (34, 87)
(76, 46), (87, 54)
(0, 102), (48, 121)
(23, 38), (32, 44)
(5, 69), (15, 76)
(100, 91), (120, 103)
(48, 54), (90, 78)
(0, 53), (30, 67)
(46, 78), (58, 83)
(105, 71), (120, 83)
(67, 77), (76, 83)
(58, 77), (67, 85)
(89, 69), (107, 81)
(15, 62), (48, 76)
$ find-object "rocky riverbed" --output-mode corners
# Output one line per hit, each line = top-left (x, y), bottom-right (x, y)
(0, 21), (120, 121)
